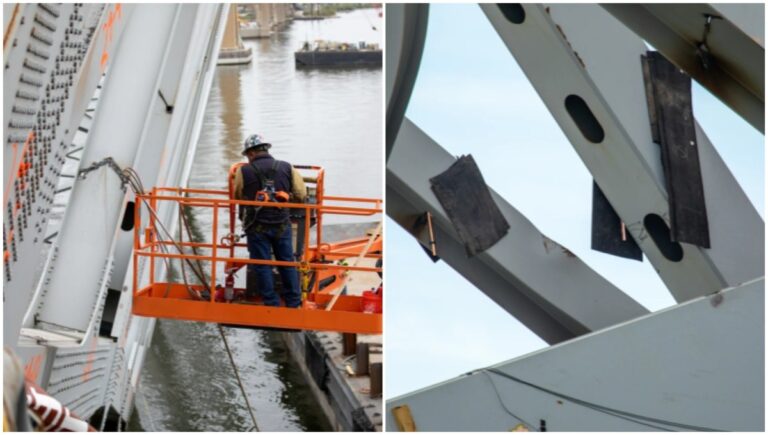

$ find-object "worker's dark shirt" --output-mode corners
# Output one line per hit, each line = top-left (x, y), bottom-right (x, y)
(235, 154), (303, 225)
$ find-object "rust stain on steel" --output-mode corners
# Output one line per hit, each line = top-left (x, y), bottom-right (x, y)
(554, 22), (586, 69)
(542, 235), (576, 257)
(3, 4), (20, 50)
(710, 292), (724, 307)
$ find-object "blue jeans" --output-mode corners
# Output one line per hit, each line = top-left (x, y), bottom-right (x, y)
(246, 224), (301, 307)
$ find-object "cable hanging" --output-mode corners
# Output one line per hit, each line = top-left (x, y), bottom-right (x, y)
(485, 368), (722, 432)
(82, 158), (260, 431)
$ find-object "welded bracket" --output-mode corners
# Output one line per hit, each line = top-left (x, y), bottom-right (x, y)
(642, 51), (710, 248)
(591, 181), (642, 261)
(412, 212), (440, 262)
(602, 4), (764, 132)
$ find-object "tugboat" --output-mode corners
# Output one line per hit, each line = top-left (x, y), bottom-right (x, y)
(295, 40), (382, 67)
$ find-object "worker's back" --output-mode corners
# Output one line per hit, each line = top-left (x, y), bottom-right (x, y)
(241, 154), (293, 225)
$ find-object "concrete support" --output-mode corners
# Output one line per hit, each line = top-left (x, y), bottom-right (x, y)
(218, 4), (252, 65)
(243, 4), (274, 39)
(241, 4), (294, 39)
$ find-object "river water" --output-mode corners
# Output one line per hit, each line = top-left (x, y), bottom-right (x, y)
(129, 8), (382, 431)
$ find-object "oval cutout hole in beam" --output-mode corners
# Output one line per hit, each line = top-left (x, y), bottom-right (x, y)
(565, 95), (605, 143)
(121, 201), (135, 231)
(644, 214), (683, 262)
(498, 4), (525, 24)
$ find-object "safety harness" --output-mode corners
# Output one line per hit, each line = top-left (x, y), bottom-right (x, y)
(242, 160), (290, 234)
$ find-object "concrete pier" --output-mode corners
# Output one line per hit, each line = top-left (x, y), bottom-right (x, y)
(241, 4), (295, 39)
(218, 4), (252, 65)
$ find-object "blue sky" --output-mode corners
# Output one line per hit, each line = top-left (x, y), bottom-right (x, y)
(385, 4), (764, 398)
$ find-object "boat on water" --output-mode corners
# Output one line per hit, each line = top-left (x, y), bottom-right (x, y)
(295, 40), (382, 67)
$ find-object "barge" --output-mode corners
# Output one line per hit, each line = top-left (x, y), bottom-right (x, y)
(295, 41), (382, 67)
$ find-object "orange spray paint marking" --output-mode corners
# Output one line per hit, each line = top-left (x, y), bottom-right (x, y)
(3, 142), (19, 205)
(3, 131), (34, 255)
(3, 131), (34, 206)
(100, 51), (109, 71)
(99, 4), (123, 73)
(24, 354), (43, 383)
(82, 338), (98, 382)
(17, 162), (31, 178)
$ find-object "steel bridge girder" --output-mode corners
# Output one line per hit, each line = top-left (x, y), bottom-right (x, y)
(481, 3), (764, 303)
(388, 118), (649, 345)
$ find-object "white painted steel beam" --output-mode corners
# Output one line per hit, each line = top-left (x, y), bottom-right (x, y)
(387, 278), (764, 431)
(108, 3), (225, 297)
(481, 4), (764, 303)
(104, 5), (225, 420)
(5, 3), (225, 424)
(3, 4), (111, 347)
(388, 118), (648, 345)
(27, 4), (221, 343)
(110, 4), (227, 340)
(602, 3), (764, 132)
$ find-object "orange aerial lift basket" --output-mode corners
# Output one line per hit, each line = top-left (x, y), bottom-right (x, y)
(131, 164), (382, 334)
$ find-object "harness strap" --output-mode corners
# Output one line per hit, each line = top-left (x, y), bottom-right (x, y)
(249, 159), (280, 189)
(242, 159), (287, 233)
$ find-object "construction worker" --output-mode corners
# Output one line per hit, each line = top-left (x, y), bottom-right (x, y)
(232, 134), (306, 307)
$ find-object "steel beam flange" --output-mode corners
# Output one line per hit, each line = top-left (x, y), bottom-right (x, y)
(602, 3), (764, 133)
(388, 118), (648, 344)
(386, 278), (764, 431)
(385, 3), (429, 162)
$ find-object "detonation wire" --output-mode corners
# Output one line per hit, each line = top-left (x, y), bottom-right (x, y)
(485, 368), (722, 432)
(481, 372), (536, 431)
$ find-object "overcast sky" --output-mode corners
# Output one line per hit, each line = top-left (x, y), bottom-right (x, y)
(385, 3), (764, 398)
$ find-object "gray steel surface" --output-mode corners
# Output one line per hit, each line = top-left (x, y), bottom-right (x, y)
(388, 118), (648, 344)
(481, 3), (763, 303)
(31, 5), (224, 343)
(385, 3), (428, 161)
(31, 4), (178, 338)
(4, 4), (226, 425)
(3, 3), (106, 347)
(110, 4), (227, 340)
(602, 3), (764, 132)
(96, 5), (225, 421)
(385, 5), (763, 431)
(387, 279), (764, 431)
